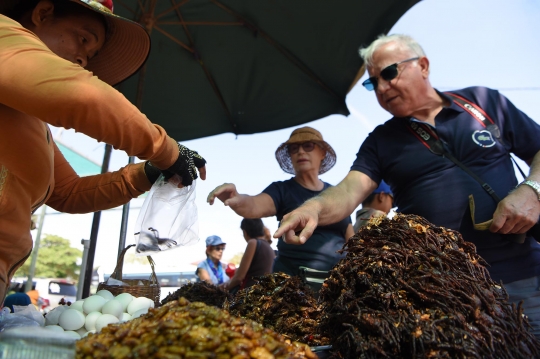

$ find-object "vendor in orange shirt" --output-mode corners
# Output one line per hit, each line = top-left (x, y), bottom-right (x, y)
(0, 0), (207, 304)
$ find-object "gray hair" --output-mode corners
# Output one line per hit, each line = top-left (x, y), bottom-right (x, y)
(359, 34), (426, 68)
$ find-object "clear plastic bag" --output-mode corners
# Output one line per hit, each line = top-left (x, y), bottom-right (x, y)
(0, 305), (44, 332)
(134, 175), (199, 255)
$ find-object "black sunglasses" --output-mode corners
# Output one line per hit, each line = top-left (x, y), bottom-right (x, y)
(288, 142), (316, 154)
(362, 57), (419, 91)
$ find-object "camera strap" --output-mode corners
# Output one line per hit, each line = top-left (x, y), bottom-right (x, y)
(406, 117), (501, 203)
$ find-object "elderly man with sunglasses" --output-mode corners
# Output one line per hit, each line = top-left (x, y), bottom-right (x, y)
(276, 34), (540, 337)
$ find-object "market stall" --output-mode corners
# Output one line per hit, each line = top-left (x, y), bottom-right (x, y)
(2, 214), (540, 358)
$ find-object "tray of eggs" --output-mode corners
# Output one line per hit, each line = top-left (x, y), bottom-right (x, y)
(43, 290), (154, 339)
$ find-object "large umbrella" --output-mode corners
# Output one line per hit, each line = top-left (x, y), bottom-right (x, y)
(78, 0), (421, 296)
(114, 0), (420, 140)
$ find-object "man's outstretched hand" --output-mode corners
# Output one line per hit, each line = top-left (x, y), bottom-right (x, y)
(274, 203), (320, 245)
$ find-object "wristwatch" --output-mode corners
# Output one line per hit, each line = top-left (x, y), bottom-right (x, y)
(518, 180), (540, 201)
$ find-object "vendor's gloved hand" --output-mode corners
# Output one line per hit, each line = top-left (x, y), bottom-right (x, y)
(144, 161), (162, 185)
(163, 143), (207, 186)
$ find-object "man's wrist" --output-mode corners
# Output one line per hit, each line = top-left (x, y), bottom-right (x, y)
(304, 197), (323, 216)
(517, 180), (540, 201)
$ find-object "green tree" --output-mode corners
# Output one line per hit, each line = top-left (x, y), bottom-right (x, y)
(15, 234), (82, 280)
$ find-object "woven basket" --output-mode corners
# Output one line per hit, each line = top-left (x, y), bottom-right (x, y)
(97, 244), (161, 307)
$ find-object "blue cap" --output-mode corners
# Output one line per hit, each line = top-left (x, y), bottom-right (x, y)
(373, 181), (393, 196)
(206, 235), (226, 246)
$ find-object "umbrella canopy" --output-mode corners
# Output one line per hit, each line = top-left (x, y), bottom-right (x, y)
(114, 0), (420, 141)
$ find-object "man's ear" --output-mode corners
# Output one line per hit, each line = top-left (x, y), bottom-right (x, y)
(419, 56), (430, 78)
(31, 0), (55, 28)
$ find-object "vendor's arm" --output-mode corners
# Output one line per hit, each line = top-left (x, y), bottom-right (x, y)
(275, 171), (376, 245)
(207, 183), (276, 218)
(46, 143), (152, 213)
(491, 150), (540, 234)
(0, 18), (177, 169)
(227, 239), (257, 290)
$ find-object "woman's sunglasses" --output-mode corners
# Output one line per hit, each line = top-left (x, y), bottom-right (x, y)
(362, 57), (419, 91)
(212, 245), (226, 252)
(288, 142), (316, 155)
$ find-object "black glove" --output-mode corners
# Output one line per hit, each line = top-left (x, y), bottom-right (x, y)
(164, 143), (206, 186)
(144, 161), (162, 185)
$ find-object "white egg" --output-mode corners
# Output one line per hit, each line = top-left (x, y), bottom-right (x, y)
(76, 327), (88, 337)
(127, 297), (153, 315)
(130, 308), (148, 319)
(63, 331), (81, 340)
(69, 300), (85, 313)
(85, 311), (102, 332)
(101, 299), (123, 319)
(44, 325), (64, 332)
(58, 309), (86, 331)
(95, 314), (119, 332)
(45, 306), (68, 326)
(82, 295), (106, 314)
(95, 290), (114, 301)
(120, 313), (132, 322)
(114, 293), (133, 312)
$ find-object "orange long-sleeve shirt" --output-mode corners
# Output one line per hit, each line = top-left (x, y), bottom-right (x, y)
(0, 14), (179, 303)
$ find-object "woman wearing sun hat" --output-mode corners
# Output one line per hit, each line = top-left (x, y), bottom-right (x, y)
(0, 0), (207, 303)
(208, 127), (354, 276)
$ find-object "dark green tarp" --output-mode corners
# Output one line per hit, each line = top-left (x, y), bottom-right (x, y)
(114, 0), (420, 141)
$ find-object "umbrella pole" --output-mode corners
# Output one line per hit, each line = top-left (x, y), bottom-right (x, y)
(117, 156), (135, 256)
(82, 143), (112, 298)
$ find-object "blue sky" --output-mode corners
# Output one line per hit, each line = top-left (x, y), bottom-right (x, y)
(42, 0), (540, 272)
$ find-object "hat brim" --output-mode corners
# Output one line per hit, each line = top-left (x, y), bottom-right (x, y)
(0, 0), (150, 86)
(275, 140), (336, 175)
(77, 1), (151, 86)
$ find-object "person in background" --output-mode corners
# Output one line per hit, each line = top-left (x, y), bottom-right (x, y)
(25, 285), (39, 309)
(263, 226), (273, 245)
(353, 180), (393, 232)
(0, 0), (206, 304)
(208, 126), (354, 276)
(276, 34), (540, 337)
(226, 219), (275, 292)
(196, 236), (230, 285)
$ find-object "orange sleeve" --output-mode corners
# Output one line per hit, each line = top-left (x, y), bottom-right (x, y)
(46, 142), (152, 214)
(0, 16), (178, 170)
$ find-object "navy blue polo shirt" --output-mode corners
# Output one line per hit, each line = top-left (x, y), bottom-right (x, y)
(263, 178), (351, 272)
(351, 86), (540, 283)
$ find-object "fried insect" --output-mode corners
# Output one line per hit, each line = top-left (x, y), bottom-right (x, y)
(76, 297), (318, 359)
(319, 214), (540, 358)
(160, 281), (233, 309)
(230, 273), (329, 346)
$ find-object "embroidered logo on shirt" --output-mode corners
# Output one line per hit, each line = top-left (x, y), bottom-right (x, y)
(472, 130), (496, 148)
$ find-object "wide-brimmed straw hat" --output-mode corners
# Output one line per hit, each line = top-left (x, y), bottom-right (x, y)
(275, 126), (336, 175)
(1, 0), (150, 86)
